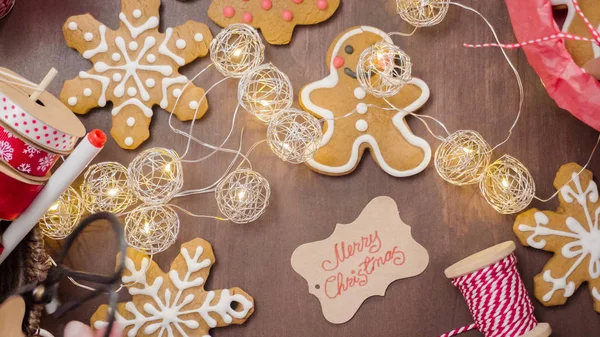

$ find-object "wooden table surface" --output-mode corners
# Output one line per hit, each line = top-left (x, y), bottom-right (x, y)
(1, 0), (599, 336)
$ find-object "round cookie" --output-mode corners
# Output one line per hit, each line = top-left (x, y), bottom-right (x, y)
(61, 0), (213, 149)
(299, 26), (431, 177)
(208, 0), (340, 45)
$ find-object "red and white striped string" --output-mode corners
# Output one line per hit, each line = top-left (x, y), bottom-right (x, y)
(438, 254), (539, 337)
(464, 0), (600, 49)
(464, 32), (598, 49)
(571, 0), (600, 44)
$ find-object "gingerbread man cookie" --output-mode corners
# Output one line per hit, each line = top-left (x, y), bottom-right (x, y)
(208, 0), (340, 45)
(61, 0), (213, 149)
(552, 0), (600, 67)
(514, 163), (600, 312)
(299, 26), (431, 177)
(91, 238), (254, 337)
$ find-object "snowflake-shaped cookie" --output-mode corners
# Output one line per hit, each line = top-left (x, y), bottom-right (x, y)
(514, 162), (600, 312)
(60, 0), (213, 149)
(91, 238), (254, 337)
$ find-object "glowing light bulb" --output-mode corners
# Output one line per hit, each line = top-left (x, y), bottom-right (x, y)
(282, 143), (291, 150)
(107, 188), (119, 196)
(462, 147), (473, 154)
(164, 163), (172, 172)
(233, 48), (243, 58)
(259, 100), (270, 107)
(237, 189), (248, 201)
(501, 178), (510, 188)
(143, 222), (151, 234)
(48, 203), (60, 212)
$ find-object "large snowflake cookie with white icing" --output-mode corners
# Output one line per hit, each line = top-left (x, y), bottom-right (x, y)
(514, 162), (600, 312)
(60, 0), (213, 149)
(91, 238), (254, 337)
(299, 26), (431, 177)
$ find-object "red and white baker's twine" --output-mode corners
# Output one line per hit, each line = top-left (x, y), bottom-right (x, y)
(439, 254), (538, 337)
(465, 0), (600, 49)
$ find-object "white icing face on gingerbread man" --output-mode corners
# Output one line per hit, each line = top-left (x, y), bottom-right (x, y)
(299, 26), (431, 177)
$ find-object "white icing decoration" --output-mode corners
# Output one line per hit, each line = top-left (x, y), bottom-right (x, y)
(194, 33), (204, 42)
(113, 73), (123, 82)
(146, 53), (156, 63)
(124, 137), (134, 146)
(93, 245), (253, 337)
(83, 88), (92, 97)
(176, 39), (187, 50)
(552, 0), (600, 58)
(128, 87), (138, 97)
(189, 101), (199, 110)
(159, 28), (186, 66)
(129, 41), (139, 51)
(173, 88), (182, 98)
(357, 103), (368, 114)
(133, 9), (142, 18)
(83, 25), (108, 59)
(112, 53), (121, 62)
(84, 32), (94, 41)
(354, 87), (366, 100)
(127, 117), (136, 127)
(119, 12), (159, 39)
(517, 172), (600, 303)
(79, 71), (109, 107)
(112, 98), (153, 118)
(68, 97), (78, 106)
(68, 22), (78, 30)
(301, 26), (432, 177)
(355, 119), (368, 132)
(160, 76), (187, 109)
(145, 78), (156, 88)
(93, 36), (172, 101)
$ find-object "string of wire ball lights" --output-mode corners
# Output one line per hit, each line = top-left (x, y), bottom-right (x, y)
(39, 24), (323, 255)
(40, 8), (598, 254)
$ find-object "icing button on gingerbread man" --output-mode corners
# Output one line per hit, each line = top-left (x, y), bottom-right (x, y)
(300, 26), (431, 177)
(60, 0), (213, 149)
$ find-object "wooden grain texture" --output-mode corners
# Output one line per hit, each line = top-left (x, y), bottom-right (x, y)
(1, 0), (600, 336)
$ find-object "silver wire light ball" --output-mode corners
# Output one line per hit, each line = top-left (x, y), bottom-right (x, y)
(127, 148), (184, 205)
(396, 0), (450, 27)
(210, 23), (265, 78)
(435, 130), (492, 186)
(215, 168), (270, 224)
(480, 155), (536, 214)
(81, 162), (137, 214)
(357, 41), (412, 98)
(39, 187), (84, 240)
(124, 204), (180, 254)
(238, 63), (294, 124)
(267, 108), (323, 164)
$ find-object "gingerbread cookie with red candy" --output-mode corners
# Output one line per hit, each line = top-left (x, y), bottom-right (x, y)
(61, 0), (213, 149)
(208, 0), (340, 45)
(299, 26), (431, 177)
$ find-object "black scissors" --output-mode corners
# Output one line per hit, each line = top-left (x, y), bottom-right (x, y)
(4, 212), (126, 337)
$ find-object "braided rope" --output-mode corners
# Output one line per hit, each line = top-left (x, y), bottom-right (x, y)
(23, 227), (50, 336)
(439, 254), (538, 337)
